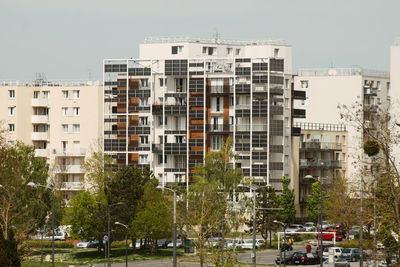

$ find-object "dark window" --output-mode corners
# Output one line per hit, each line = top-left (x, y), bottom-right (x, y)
(172, 46), (178, 54)
(112, 106), (117, 113)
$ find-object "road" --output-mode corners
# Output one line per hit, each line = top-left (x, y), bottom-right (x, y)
(74, 246), (361, 267)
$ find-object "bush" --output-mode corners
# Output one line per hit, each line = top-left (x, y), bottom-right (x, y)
(111, 240), (131, 248)
(339, 239), (373, 249)
(260, 240), (278, 249)
(27, 240), (74, 248)
(363, 140), (380, 156)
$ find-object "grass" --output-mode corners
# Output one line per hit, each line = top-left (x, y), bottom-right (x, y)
(22, 247), (186, 266)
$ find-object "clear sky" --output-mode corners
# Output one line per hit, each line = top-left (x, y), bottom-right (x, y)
(0, 0), (399, 81)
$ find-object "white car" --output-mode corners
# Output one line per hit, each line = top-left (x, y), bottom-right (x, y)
(241, 239), (265, 249)
(323, 246), (343, 259)
(286, 224), (304, 233)
(304, 222), (316, 232)
(76, 240), (91, 248)
(225, 239), (244, 249)
(167, 239), (182, 248)
(129, 240), (141, 249)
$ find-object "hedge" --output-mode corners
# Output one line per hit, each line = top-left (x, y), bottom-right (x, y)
(111, 240), (132, 248)
(339, 239), (373, 249)
(27, 240), (74, 248)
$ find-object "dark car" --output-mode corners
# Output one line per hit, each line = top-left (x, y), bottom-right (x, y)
(87, 240), (101, 248)
(292, 252), (320, 265)
(275, 251), (298, 264)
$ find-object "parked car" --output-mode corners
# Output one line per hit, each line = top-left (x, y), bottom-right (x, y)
(292, 252), (320, 265)
(225, 239), (244, 249)
(340, 248), (362, 261)
(323, 247), (343, 259)
(316, 230), (344, 241)
(316, 244), (334, 255)
(286, 224), (305, 233)
(129, 240), (141, 249)
(241, 239), (264, 249)
(76, 240), (91, 248)
(167, 239), (182, 248)
(275, 250), (298, 264)
(87, 240), (101, 248)
(304, 222), (316, 232)
(157, 239), (169, 248)
(323, 259), (350, 267)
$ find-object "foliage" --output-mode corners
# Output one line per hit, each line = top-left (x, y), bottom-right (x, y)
(0, 229), (20, 267)
(26, 240), (74, 248)
(245, 186), (280, 248)
(130, 179), (172, 253)
(110, 240), (131, 248)
(324, 175), (360, 240)
(339, 239), (373, 249)
(0, 141), (54, 260)
(363, 140), (380, 157)
(279, 177), (296, 225)
(306, 180), (321, 224)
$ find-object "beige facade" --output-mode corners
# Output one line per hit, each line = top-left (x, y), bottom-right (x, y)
(0, 80), (103, 200)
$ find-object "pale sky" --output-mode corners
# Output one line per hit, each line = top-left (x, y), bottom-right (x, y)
(0, 0), (399, 81)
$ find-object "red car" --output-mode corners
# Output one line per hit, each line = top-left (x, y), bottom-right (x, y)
(316, 229), (343, 241)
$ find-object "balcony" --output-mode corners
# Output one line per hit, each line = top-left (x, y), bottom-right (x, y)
(35, 148), (49, 157)
(55, 165), (83, 174)
(364, 88), (377, 96)
(235, 124), (268, 132)
(207, 124), (233, 132)
(32, 98), (50, 107)
(61, 182), (83, 191)
(56, 148), (86, 156)
(236, 104), (251, 109)
(31, 132), (49, 140)
(31, 115), (50, 124)
(292, 109), (306, 118)
(300, 141), (342, 151)
(152, 143), (187, 155)
(292, 90), (306, 100)
(209, 85), (233, 94)
(299, 159), (341, 169)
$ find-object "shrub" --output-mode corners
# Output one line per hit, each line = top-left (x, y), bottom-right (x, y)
(27, 240), (74, 248)
(111, 240), (131, 248)
(363, 140), (380, 156)
(339, 239), (373, 249)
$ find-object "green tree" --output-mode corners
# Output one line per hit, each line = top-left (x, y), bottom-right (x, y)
(0, 229), (20, 267)
(306, 180), (321, 224)
(131, 179), (172, 253)
(246, 186), (280, 247)
(279, 177), (295, 225)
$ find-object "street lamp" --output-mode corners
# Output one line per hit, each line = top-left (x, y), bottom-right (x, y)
(273, 220), (287, 267)
(27, 181), (55, 267)
(238, 183), (269, 266)
(157, 185), (177, 267)
(115, 222), (129, 267)
(304, 175), (323, 267)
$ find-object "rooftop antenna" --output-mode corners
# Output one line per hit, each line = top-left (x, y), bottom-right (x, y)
(213, 28), (220, 43)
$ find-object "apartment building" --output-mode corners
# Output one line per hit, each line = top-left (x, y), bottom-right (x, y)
(292, 122), (348, 217)
(104, 37), (303, 190)
(294, 68), (390, 186)
(0, 78), (103, 200)
(390, 37), (400, 163)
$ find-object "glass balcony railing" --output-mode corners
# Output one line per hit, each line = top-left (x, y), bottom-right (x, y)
(299, 159), (341, 168)
(300, 141), (342, 150)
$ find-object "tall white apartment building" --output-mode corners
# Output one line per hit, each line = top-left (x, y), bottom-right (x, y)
(390, 38), (400, 163)
(104, 37), (304, 190)
(0, 78), (103, 200)
(294, 68), (390, 185)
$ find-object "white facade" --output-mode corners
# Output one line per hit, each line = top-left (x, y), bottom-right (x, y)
(390, 38), (400, 163)
(0, 80), (103, 200)
(294, 68), (390, 183)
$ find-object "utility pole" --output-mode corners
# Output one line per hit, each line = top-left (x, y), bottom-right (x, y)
(360, 178), (364, 267)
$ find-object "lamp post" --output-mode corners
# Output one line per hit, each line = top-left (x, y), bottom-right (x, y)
(274, 220), (287, 267)
(27, 182), (55, 267)
(157, 185), (177, 267)
(115, 222), (129, 267)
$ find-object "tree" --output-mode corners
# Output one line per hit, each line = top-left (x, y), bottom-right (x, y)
(306, 180), (321, 224)
(0, 141), (53, 262)
(0, 228), (20, 267)
(246, 186), (280, 248)
(324, 176), (360, 239)
(130, 179), (172, 253)
(107, 166), (153, 251)
(279, 177), (296, 225)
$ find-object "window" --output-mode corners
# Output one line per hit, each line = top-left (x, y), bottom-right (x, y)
(43, 91), (49, 99)
(159, 78), (167, 87)
(175, 156), (186, 169)
(376, 81), (381, 90)
(342, 135), (346, 144)
(211, 136), (222, 151)
(140, 136), (149, 145)
(227, 48), (233, 55)
(235, 48), (241, 56)
(62, 124), (68, 133)
(62, 107), (68, 116)
(139, 155), (148, 164)
(171, 46), (183, 55)
(139, 79), (149, 88)
(8, 124), (15, 132)
(139, 98), (148, 107)
(158, 155), (167, 164)
(8, 107), (15, 116)
(159, 116), (168, 126)
(139, 117), (148, 126)
(202, 46), (216, 55)
(216, 97), (221, 112)
(8, 90), (15, 98)
(175, 136), (184, 143)
(73, 107), (80, 116)
(300, 80), (309, 88)
(73, 90), (80, 99)
(174, 174), (184, 183)
(62, 141), (67, 152)
(274, 48), (280, 57)
(33, 91), (39, 99)
(62, 90), (69, 99)
(230, 96), (234, 107)
(72, 124), (80, 133)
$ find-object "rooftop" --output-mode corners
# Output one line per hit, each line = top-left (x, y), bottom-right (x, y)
(144, 36), (290, 46)
(1, 80), (100, 87)
(294, 122), (347, 132)
(298, 67), (389, 79)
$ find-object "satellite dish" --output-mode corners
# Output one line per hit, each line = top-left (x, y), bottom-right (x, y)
(328, 69), (337, 76)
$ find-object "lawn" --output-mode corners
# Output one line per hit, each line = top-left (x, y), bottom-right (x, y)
(22, 247), (185, 267)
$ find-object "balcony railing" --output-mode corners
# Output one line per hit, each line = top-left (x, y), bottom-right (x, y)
(210, 85), (233, 94)
(32, 115), (50, 124)
(31, 132), (49, 140)
(207, 124), (233, 132)
(56, 148), (86, 156)
(61, 182), (82, 190)
(236, 104), (251, 109)
(32, 98), (50, 107)
(299, 159), (342, 168)
(55, 165), (83, 174)
(235, 124), (268, 132)
(35, 148), (49, 157)
(300, 141), (342, 150)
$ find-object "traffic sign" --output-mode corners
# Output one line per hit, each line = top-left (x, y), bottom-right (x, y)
(103, 235), (108, 241)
